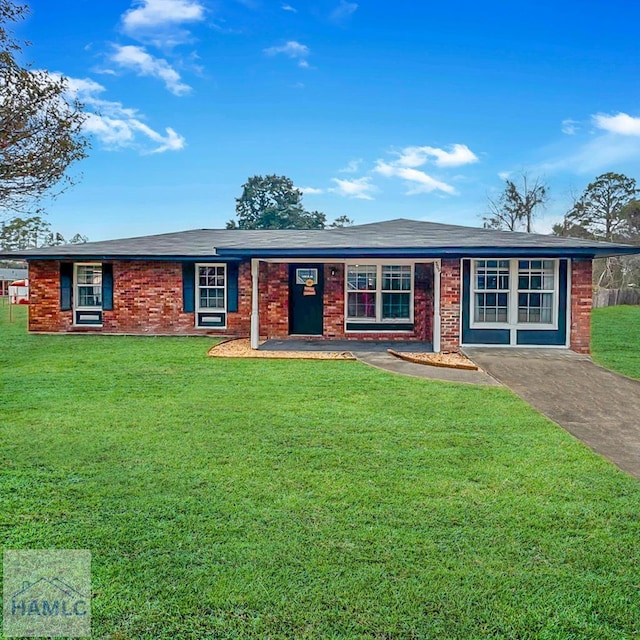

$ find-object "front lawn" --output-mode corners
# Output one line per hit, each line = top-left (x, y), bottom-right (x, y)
(1, 305), (639, 639)
(592, 305), (640, 379)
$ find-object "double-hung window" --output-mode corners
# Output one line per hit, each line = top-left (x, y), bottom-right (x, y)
(74, 263), (103, 325)
(346, 263), (413, 324)
(346, 265), (377, 319)
(473, 260), (510, 323)
(196, 263), (227, 328)
(517, 260), (555, 324)
(381, 265), (412, 319)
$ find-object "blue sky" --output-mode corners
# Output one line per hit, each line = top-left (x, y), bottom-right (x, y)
(16, 0), (640, 240)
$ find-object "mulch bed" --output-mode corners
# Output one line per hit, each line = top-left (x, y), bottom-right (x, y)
(388, 349), (480, 370)
(208, 338), (356, 360)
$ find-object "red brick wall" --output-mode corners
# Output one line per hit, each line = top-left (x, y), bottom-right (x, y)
(570, 259), (592, 353)
(323, 264), (345, 338)
(28, 259), (252, 335)
(256, 262), (434, 342)
(439, 259), (461, 352)
(28, 261), (73, 332)
(29, 258), (439, 343)
(258, 262), (289, 338)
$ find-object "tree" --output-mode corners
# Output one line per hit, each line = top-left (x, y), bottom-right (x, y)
(227, 175), (327, 229)
(0, 1), (88, 215)
(484, 173), (549, 233)
(561, 172), (638, 242)
(0, 215), (87, 250)
(329, 215), (354, 228)
(555, 173), (640, 288)
(619, 198), (640, 243)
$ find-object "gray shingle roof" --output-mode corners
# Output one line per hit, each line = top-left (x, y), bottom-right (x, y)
(1, 218), (637, 259)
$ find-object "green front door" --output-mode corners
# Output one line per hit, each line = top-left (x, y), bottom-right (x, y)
(289, 264), (324, 335)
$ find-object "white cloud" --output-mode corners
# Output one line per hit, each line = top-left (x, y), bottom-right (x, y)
(330, 177), (376, 200)
(394, 143), (478, 168)
(264, 40), (310, 67)
(110, 45), (191, 95)
(497, 171), (511, 181)
(330, 0), (358, 23)
(593, 112), (640, 136)
(299, 186), (324, 194)
(338, 158), (362, 173)
(561, 118), (579, 135)
(122, 0), (205, 31)
(374, 161), (456, 195)
(538, 133), (640, 175)
(282, 4), (297, 12)
(65, 76), (186, 154)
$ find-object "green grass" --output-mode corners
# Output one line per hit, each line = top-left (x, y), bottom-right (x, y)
(592, 305), (640, 379)
(1, 304), (639, 639)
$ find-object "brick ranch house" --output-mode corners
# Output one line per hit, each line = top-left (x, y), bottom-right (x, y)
(3, 219), (638, 353)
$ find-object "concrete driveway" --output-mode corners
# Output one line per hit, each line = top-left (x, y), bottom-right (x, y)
(463, 348), (640, 478)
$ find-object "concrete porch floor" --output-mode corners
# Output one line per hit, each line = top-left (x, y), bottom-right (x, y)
(259, 339), (433, 353)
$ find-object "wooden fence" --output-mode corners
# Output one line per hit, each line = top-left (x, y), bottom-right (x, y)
(593, 288), (640, 308)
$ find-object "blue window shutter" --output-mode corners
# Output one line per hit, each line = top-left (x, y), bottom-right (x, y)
(102, 264), (114, 311)
(227, 262), (239, 313)
(60, 262), (73, 311)
(182, 262), (195, 313)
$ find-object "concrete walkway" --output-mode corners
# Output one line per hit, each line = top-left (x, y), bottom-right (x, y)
(464, 348), (640, 478)
(355, 351), (500, 386)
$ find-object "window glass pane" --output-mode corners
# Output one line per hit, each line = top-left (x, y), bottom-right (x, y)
(347, 292), (376, 318)
(475, 260), (509, 292)
(382, 265), (411, 291)
(200, 290), (225, 309)
(77, 265), (101, 286)
(347, 266), (376, 291)
(518, 292), (553, 324)
(296, 268), (318, 285)
(474, 291), (508, 324)
(78, 286), (102, 307)
(382, 293), (410, 319)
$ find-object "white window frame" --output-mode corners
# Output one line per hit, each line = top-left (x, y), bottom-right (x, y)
(74, 262), (103, 311)
(469, 258), (559, 330)
(195, 262), (227, 328)
(344, 260), (415, 326)
(516, 259), (558, 327)
(471, 259), (511, 325)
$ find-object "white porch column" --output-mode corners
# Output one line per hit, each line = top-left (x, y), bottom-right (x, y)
(432, 259), (441, 353)
(250, 258), (260, 349)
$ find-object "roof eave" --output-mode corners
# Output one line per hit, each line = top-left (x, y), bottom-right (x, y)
(3, 246), (638, 261)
